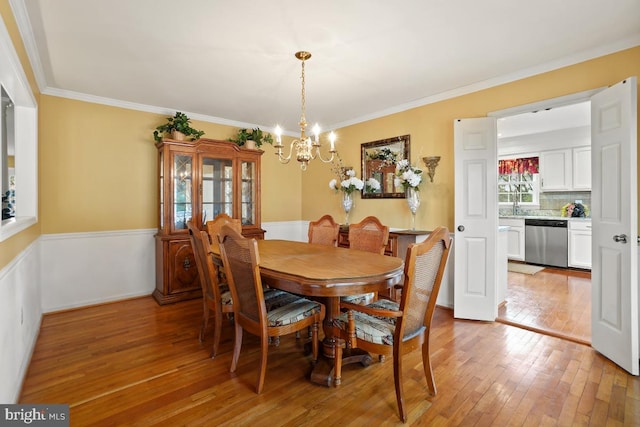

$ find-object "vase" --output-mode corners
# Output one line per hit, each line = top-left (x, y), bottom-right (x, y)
(244, 139), (257, 150)
(406, 187), (420, 230)
(171, 130), (186, 141)
(342, 192), (354, 225)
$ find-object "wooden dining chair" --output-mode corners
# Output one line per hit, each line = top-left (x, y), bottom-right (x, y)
(332, 226), (452, 423)
(198, 229), (234, 358)
(308, 214), (340, 246)
(343, 215), (390, 305)
(218, 225), (326, 394)
(188, 220), (237, 358)
(348, 215), (389, 254)
(187, 221), (222, 346)
(205, 213), (242, 246)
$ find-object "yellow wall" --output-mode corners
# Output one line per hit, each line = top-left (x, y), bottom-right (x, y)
(39, 97), (302, 232)
(303, 47), (640, 232)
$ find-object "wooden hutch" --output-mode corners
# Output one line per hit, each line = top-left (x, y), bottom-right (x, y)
(153, 138), (265, 304)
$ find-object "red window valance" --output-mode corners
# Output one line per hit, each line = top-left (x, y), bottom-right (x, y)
(498, 157), (539, 175)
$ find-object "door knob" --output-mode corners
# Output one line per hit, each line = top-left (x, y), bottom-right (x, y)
(613, 234), (627, 243)
(457, 225), (465, 232)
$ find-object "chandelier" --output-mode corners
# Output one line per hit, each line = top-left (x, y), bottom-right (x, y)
(273, 51), (336, 170)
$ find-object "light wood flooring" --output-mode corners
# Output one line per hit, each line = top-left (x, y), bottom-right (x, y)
(20, 295), (640, 426)
(498, 266), (592, 345)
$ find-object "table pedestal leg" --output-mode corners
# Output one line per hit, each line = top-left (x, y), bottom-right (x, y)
(309, 297), (374, 387)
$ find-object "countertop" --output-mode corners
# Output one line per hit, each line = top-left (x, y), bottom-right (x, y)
(499, 215), (591, 221)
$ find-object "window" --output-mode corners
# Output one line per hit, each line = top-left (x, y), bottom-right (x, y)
(498, 157), (539, 206)
(0, 17), (38, 241)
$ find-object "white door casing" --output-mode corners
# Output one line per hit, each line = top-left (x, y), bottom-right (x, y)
(591, 77), (638, 375)
(454, 117), (498, 321)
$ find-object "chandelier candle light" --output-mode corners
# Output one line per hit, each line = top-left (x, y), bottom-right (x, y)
(273, 51), (336, 170)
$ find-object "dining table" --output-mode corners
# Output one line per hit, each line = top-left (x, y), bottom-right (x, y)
(211, 238), (404, 386)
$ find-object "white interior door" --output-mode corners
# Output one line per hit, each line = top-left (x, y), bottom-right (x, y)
(454, 117), (498, 321)
(591, 77), (638, 375)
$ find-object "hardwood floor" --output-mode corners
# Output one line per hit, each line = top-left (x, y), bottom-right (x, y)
(498, 266), (592, 345)
(20, 296), (640, 426)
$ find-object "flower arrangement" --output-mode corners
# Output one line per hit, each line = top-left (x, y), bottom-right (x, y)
(562, 202), (589, 218)
(393, 159), (423, 191)
(366, 147), (399, 168)
(329, 169), (364, 194)
(365, 177), (381, 193)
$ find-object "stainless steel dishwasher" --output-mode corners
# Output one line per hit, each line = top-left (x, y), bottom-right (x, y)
(524, 218), (568, 268)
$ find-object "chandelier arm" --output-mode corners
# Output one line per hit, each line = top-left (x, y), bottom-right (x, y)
(274, 140), (299, 164)
(313, 146), (335, 163)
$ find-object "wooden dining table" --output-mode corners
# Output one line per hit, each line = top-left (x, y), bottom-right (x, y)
(211, 239), (404, 386)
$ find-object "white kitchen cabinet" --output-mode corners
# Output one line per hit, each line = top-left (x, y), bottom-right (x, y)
(568, 220), (592, 269)
(497, 227), (508, 306)
(540, 149), (572, 191)
(572, 146), (591, 190)
(499, 218), (525, 261)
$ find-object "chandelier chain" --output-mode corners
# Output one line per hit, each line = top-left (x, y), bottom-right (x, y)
(300, 58), (306, 127)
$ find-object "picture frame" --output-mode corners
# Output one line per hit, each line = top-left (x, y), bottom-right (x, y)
(361, 135), (410, 199)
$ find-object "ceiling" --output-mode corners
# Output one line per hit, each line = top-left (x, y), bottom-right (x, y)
(11, 0), (640, 136)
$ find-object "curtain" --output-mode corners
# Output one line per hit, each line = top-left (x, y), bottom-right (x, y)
(498, 157), (539, 174)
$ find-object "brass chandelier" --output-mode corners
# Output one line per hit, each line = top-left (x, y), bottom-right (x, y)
(273, 51), (336, 170)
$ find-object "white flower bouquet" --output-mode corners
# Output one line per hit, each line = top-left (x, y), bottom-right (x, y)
(393, 159), (423, 191)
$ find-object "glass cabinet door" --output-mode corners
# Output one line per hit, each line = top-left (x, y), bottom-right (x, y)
(173, 154), (192, 230)
(201, 157), (233, 225)
(240, 160), (256, 226)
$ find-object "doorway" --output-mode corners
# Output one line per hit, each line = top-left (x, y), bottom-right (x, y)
(494, 100), (592, 344)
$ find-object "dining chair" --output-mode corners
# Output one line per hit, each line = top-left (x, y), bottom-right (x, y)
(205, 213), (242, 245)
(332, 226), (452, 423)
(187, 221), (223, 347)
(218, 225), (326, 394)
(188, 220), (236, 358)
(199, 229), (235, 358)
(308, 214), (340, 246)
(343, 215), (390, 305)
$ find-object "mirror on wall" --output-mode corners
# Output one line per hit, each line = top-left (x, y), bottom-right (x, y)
(361, 135), (410, 199)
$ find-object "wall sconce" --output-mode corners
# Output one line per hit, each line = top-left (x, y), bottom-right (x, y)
(422, 156), (441, 182)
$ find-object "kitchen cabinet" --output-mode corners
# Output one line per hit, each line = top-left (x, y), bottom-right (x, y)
(540, 149), (572, 191)
(568, 220), (592, 269)
(499, 218), (525, 261)
(497, 227), (508, 307)
(572, 146), (591, 190)
(539, 147), (591, 192)
(154, 138), (265, 304)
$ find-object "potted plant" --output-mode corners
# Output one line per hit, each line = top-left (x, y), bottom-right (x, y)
(153, 112), (205, 142)
(229, 127), (273, 149)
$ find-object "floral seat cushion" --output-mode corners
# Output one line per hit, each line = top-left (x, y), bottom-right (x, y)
(265, 291), (323, 327)
(340, 292), (375, 306)
(333, 299), (400, 346)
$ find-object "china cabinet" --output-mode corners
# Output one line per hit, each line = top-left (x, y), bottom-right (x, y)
(153, 138), (265, 304)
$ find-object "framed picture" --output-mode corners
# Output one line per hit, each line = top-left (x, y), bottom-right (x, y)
(361, 135), (410, 199)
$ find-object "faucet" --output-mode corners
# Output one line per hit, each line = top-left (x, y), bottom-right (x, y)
(512, 199), (521, 215)
(512, 184), (521, 215)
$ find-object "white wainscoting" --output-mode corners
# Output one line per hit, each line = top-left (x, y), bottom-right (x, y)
(40, 229), (157, 313)
(0, 239), (41, 403)
(262, 220), (308, 242)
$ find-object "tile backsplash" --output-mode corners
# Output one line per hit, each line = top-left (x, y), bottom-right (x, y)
(499, 191), (591, 217)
